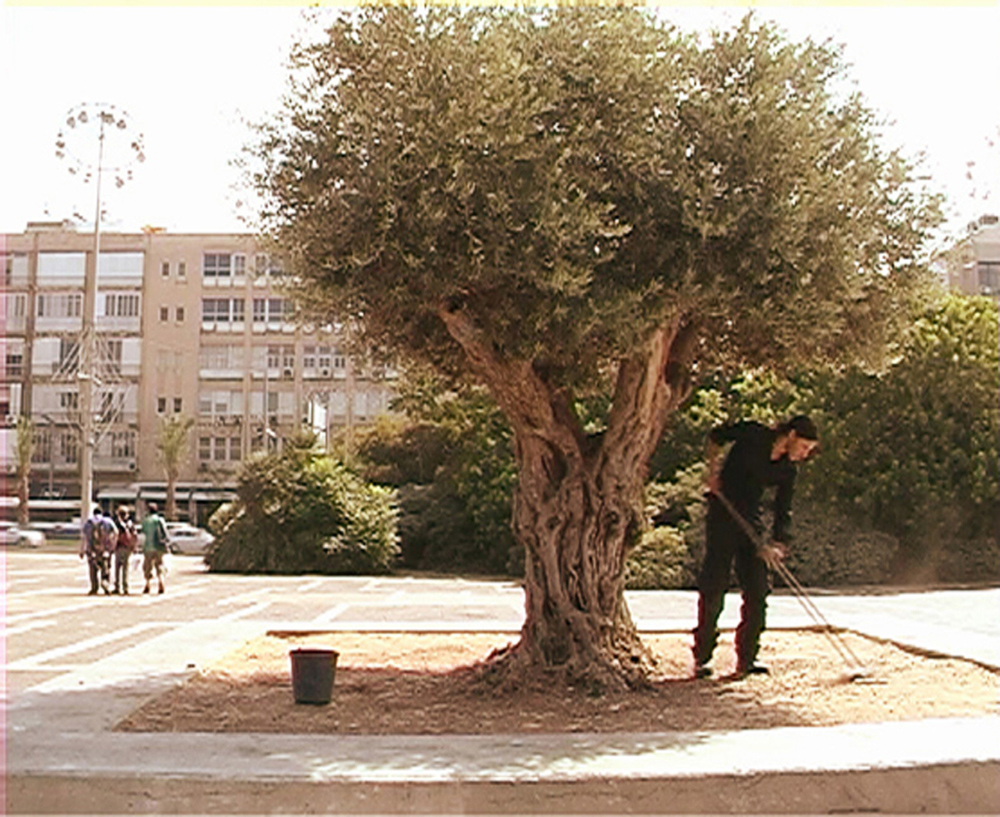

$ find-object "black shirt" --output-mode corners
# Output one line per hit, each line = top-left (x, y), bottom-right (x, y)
(710, 421), (797, 543)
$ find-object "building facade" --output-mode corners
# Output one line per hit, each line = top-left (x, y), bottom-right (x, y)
(946, 214), (1000, 301)
(1, 222), (397, 517)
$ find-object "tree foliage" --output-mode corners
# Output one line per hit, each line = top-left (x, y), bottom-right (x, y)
(256, 7), (939, 383)
(806, 293), (999, 576)
(15, 416), (34, 526)
(206, 433), (399, 574)
(156, 415), (195, 521)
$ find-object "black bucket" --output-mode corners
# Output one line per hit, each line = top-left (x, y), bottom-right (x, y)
(290, 648), (338, 705)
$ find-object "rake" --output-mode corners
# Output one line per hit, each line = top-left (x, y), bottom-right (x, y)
(710, 489), (873, 682)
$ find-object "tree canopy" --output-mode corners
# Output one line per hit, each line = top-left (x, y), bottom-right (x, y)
(254, 7), (940, 389)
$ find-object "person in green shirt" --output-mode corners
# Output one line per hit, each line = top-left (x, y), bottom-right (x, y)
(140, 502), (169, 595)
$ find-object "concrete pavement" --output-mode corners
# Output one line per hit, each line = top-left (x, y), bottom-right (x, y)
(4, 551), (999, 814)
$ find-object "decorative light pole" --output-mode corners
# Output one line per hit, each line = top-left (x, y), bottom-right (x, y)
(55, 103), (144, 522)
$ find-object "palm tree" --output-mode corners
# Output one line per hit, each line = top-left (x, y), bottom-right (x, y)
(14, 416), (34, 526)
(157, 415), (194, 521)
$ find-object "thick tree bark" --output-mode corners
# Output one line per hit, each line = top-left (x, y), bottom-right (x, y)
(439, 303), (697, 689)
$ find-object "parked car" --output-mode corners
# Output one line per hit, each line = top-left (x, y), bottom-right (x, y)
(164, 522), (214, 554)
(0, 521), (46, 548)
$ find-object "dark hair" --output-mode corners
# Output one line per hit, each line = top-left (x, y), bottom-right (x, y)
(148, 502), (158, 513)
(777, 414), (818, 441)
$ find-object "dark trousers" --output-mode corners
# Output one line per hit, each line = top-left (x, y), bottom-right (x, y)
(693, 497), (771, 669)
(88, 552), (110, 594)
(113, 548), (132, 592)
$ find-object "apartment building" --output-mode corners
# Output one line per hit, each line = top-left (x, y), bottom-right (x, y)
(946, 214), (1000, 301)
(1, 221), (397, 512)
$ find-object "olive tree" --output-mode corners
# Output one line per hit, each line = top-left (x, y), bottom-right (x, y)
(252, 8), (941, 688)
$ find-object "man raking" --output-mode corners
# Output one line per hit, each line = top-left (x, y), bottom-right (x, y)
(693, 415), (819, 679)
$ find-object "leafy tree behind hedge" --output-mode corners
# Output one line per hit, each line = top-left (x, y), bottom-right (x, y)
(805, 294), (999, 579)
(206, 433), (399, 574)
(348, 375), (518, 574)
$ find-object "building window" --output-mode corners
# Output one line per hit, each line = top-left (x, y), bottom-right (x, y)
(111, 431), (136, 459)
(59, 338), (80, 368)
(102, 339), (123, 373)
(158, 397), (167, 414)
(178, 261), (186, 279)
(37, 292), (82, 318)
(160, 306), (169, 322)
(233, 254), (246, 277)
(202, 297), (245, 324)
(253, 298), (267, 322)
(198, 389), (244, 419)
(176, 306), (185, 323)
(32, 429), (52, 464)
(59, 431), (78, 464)
(5, 348), (23, 378)
(203, 253), (232, 279)
(174, 397), (182, 414)
(4, 293), (27, 318)
(198, 435), (241, 463)
(161, 261), (170, 278)
(978, 262), (1000, 294)
(59, 391), (79, 410)
(105, 293), (140, 317)
(253, 297), (294, 323)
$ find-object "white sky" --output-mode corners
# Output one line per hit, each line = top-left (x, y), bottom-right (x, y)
(2, 4), (998, 241)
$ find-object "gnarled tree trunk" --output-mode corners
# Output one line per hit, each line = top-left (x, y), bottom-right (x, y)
(439, 304), (696, 689)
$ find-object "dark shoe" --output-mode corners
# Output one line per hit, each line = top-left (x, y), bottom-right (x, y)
(158, 583), (165, 594)
(693, 664), (713, 679)
(143, 585), (150, 594)
(112, 588), (120, 595)
(87, 589), (98, 596)
(122, 588), (129, 595)
(735, 663), (770, 678)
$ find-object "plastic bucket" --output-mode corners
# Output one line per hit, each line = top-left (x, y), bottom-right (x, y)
(289, 648), (338, 705)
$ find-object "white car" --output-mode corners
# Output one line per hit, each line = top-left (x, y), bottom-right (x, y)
(164, 522), (214, 554)
(0, 521), (46, 548)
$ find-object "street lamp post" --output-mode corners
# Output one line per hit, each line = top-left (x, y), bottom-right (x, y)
(55, 103), (144, 522)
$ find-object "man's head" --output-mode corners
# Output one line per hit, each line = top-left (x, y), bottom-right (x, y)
(148, 502), (158, 514)
(781, 415), (819, 462)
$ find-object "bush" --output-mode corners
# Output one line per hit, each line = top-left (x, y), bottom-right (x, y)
(625, 526), (693, 590)
(206, 435), (399, 575)
(782, 500), (898, 587)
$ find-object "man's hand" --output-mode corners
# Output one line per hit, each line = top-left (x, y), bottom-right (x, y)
(758, 542), (787, 570)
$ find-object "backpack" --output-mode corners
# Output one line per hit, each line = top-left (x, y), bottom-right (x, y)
(97, 517), (118, 551)
(83, 515), (101, 554)
(116, 518), (137, 551)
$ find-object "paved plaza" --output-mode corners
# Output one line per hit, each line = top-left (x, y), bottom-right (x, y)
(4, 550), (999, 813)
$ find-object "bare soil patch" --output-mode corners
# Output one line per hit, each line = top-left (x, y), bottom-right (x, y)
(117, 630), (998, 735)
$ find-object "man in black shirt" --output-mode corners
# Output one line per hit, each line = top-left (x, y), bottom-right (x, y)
(693, 415), (819, 679)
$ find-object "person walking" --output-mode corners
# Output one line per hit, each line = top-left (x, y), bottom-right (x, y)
(112, 506), (138, 595)
(140, 502), (169, 595)
(79, 506), (111, 595)
(692, 415), (819, 679)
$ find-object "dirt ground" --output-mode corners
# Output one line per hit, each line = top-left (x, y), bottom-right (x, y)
(117, 630), (999, 735)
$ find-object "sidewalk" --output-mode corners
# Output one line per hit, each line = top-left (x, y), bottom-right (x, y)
(7, 587), (1000, 814)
